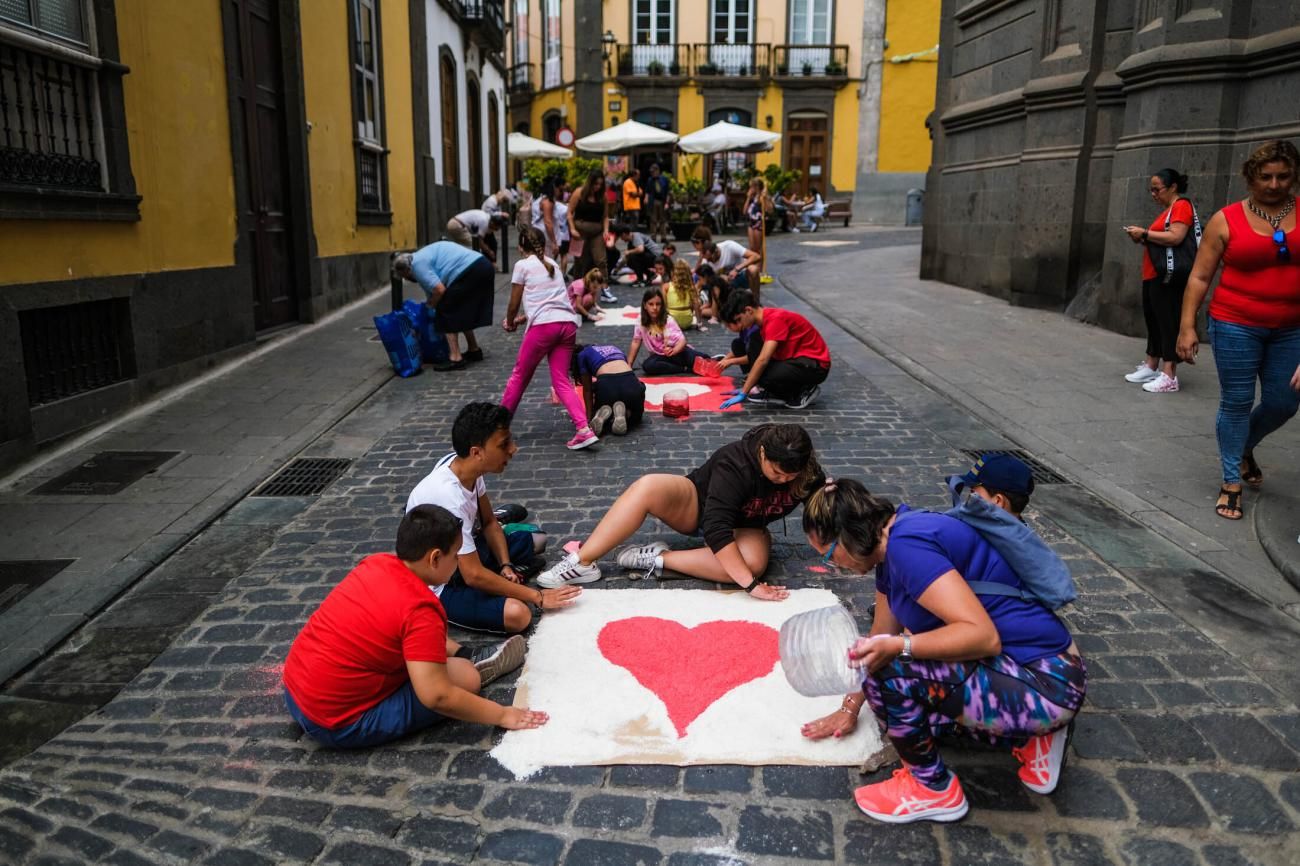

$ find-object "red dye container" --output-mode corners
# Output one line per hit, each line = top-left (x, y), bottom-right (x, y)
(662, 388), (690, 419)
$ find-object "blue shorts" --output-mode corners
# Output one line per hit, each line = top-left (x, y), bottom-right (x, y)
(284, 682), (442, 749)
(439, 529), (537, 632)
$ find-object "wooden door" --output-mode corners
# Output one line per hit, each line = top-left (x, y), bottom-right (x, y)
(785, 113), (828, 198)
(233, 0), (297, 330)
(468, 80), (483, 203)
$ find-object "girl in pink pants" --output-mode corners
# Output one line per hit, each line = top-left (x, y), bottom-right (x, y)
(502, 227), (599, 450)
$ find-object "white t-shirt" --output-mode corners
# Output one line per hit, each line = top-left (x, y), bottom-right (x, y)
(554, 201), (571, 242)
(454, 209), (492, 236)
(511, 255), (581, 327)
(406, 453), (485, 596)
(714, 239), (748, 273)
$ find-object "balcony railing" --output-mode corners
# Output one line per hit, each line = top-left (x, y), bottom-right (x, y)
(773, 44), (850, 78)
(507, 62), (533, 93)
(459, 0), (504, 53)
(693, 43), (769, 77)
(615, 43), (690, 78)
(0, 37), (104, 191)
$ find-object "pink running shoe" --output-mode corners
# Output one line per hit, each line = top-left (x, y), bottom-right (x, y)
(1013, 723), (1071, 794)
(854, 768), (969, 824)
(1141, 372), (1179, 393)
(566, 428), (599, 450)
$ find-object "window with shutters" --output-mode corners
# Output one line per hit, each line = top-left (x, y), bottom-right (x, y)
(542, 0), (560, 88)
(349, 0), (389, 222)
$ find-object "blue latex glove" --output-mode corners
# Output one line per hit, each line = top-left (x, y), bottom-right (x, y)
(720, 393), (746, 409)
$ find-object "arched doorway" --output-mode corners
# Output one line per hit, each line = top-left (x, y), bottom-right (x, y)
(467, 77), (483, 202)
(542, 111), (563, 145)
(439, 52), (459, 186)
(785, 110), (828, 198)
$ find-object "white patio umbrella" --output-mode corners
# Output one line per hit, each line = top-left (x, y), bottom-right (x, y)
(507, 132), (573, 159)
(676, 121), (781, 154)
(574, 119), (678, 153)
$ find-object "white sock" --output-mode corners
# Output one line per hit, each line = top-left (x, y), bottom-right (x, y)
(654, 555), (664, 569)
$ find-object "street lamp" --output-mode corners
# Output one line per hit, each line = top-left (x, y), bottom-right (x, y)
(602, 30), (617, 75)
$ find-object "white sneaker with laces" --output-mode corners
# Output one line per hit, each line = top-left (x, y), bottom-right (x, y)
(536, 552), (602, 588)
(1142, 372), (1179, 393)
(616, 541), (669, 579)
(1124, 364), (1160, 383)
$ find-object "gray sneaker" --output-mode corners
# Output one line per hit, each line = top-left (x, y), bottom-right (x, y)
(616, 541), (669, 579)
(786, 385), (821, 410)
(591, 404), (613, 435)
(536, 552), (603, 588)
(472, 635), (526, 686)
(611, 401), (629, 435)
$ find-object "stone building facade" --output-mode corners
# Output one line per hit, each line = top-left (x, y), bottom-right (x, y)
(920, 0), (1300, 335)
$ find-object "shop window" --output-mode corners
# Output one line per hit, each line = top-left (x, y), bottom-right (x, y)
(350, 0), (389, 220)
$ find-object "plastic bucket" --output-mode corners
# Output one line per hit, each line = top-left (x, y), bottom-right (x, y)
(663, 388), (690, 419)
(778, 604), (863, 697)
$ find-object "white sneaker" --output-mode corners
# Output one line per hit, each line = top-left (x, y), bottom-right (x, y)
(536, 552), (602, 588)
(1124, 364), (1160, 383)
(616, 541), (669, 579)
(1142, 372), (1179, 393)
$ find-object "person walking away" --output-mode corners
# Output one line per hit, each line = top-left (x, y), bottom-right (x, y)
(627, 288), (720, 377)
(570, 170), (610, 280)
(646, 163), (671, 243)
(1176, 139), (1300, 521)
(1122, 169), (1200, 393)
(502, 227), (600, 450)
(622, 168), (643, 226)
(394, 242), (494, 371)
(717, 289), (830, 409)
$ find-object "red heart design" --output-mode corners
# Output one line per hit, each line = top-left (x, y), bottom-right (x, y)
(597, 617), (781, 738)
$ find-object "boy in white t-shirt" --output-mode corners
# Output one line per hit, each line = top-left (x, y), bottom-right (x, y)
(406, 402), (581, 633)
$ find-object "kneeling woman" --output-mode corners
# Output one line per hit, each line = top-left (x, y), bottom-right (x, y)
(799, 479), (1086, 823)
(536, 424), (821, 600)
(572, 344), (646, 437)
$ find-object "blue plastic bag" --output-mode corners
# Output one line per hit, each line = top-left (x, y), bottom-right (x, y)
(373, 309), (423, 378)
(402, 300), (450, 364)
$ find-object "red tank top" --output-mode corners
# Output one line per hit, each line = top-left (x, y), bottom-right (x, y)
(1209, 202), (1300, 329)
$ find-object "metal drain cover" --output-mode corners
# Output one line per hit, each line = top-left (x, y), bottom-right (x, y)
(0, 560), (75, 614)
(958, 449), (1068, 484)
(31, 451), (181, 496)
(252, 457), (352, 497)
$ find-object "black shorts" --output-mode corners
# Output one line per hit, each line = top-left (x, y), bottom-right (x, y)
(592, 371), (645, 432)
(558, 239), (571, 255)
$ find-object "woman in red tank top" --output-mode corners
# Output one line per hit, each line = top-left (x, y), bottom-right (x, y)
(1176, 140), (1300, 520)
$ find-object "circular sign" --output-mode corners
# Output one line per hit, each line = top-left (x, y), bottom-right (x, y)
(555, 126), (576, 147)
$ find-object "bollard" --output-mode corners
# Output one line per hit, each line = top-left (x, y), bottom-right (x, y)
(500, 224), (510, 273)
(905, 188), (924, 227)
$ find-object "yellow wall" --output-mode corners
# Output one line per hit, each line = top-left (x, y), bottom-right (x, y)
(755, 85), (784, 170)
(0, 0), (237, 285)
(878, 0), (939, 173)
(300, 0), (416, 257)
(831, 84), (860, 190)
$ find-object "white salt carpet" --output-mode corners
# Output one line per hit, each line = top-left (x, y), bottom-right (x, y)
(491, 588), (884, 778)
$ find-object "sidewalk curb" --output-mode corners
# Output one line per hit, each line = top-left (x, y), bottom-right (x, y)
(1255, 489), (1300, 594)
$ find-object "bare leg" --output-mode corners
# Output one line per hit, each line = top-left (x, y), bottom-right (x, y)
(575, 475), (698, 565)
(660, 527), (771, 583)
(445, 332), (464, 362)
(464, 330), (480, 352)
(447, 657), (481, 693)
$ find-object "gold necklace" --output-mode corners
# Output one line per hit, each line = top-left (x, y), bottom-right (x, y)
(1246, 196), (1296, 230)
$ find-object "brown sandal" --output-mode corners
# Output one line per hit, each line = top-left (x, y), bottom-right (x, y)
(1215, 486), (1243, 521)
(1241, 453), (1263, 487)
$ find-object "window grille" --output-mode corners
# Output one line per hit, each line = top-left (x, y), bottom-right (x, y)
(19, 297), (135, 406)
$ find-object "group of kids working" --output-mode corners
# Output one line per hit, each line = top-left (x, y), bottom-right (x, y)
(284, 399), (1088, 825)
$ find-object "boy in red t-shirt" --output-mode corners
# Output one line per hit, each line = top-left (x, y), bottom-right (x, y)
(716, 289), (831, 410)
(282, 505), (548, 748)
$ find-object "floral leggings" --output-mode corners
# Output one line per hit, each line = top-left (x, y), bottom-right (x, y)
(863, 649), (1087, 789)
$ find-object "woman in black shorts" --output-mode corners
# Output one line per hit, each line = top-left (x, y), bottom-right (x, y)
(571, 344), (645, 437)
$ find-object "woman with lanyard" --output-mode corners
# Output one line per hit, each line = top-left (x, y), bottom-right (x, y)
(797, 478), (1085, 823)
(1177, 139), (1300, 520)
(1121, 168), (1200, 393)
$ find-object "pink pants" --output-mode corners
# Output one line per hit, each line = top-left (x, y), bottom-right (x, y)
(501, 321), (589, 432)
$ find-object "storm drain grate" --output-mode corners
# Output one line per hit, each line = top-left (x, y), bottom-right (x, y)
(252, 457), (352, 497)
(0, 560), (75, 614)
(959, 449), (1069, 485)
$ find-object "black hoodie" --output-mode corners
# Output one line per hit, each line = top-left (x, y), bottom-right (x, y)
(685, 426), (821, 553)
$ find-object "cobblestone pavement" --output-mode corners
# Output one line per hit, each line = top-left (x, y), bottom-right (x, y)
(0, 265), (1297, 865)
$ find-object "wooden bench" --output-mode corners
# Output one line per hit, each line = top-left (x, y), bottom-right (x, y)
(824, 199), (852, 227)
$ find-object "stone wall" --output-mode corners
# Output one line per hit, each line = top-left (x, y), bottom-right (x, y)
(920, 0), (1300, 335)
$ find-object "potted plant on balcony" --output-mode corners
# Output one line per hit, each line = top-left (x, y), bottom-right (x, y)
(648, 60), (666, 76)
(776, 61), (789, 76)
(697, 61), (720, 76)
(825, 60), (846, 76)
(802, 61), (814, 76)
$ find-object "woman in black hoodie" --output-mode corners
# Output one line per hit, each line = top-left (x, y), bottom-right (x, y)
(535, 424), (822, 600)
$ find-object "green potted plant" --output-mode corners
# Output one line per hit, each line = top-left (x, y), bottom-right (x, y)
(698, 61), (720, 76)
(776, 62), (789, 76)
(825, 60), (846, 76)
(802, 61), (813, 76)
(668, 164), (708, 240)
(738, 64), (748, 76)
(669, 61), (681, 76)
(648, 60), (665, 76)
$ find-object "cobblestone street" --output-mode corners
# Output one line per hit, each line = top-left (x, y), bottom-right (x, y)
(1, 238), (1298, 865)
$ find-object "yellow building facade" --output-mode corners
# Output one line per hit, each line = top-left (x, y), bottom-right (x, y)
(0, 0), (416, 468)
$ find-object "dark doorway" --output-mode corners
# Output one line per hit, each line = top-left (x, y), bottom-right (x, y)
(468, 78), (484, 203)
(230, 0), (299, 331)
(785, 112), (828, 199)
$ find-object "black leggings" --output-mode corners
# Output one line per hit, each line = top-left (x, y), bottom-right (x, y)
(591, 371), (645, 434)
(1142, 273), (1188, 362)
(730, 333), (829, 403)
(643, 347), (711, 377)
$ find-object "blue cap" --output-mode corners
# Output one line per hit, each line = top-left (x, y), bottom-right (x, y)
(954, 453), (1035, 496)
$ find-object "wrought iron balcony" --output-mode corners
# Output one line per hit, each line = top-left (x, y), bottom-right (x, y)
(773, 44), (850, 79)
(459, 0), (504, 54)
(614, 43), (690, 80)
(692, 43), (769, 78)
(507, 62), (533, 93)
(0, 37), (105, 192)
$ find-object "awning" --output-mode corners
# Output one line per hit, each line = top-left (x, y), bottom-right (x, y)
(574, 120), (679, 153)
(676, 121), (781, 154)
(506, 132), (573, 159)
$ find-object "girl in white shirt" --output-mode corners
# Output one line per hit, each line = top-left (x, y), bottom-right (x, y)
(502, 227), (599, 450)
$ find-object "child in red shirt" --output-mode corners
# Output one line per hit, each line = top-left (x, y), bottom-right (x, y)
(282, 505), (547, 748)
(716, 289), (830, 410)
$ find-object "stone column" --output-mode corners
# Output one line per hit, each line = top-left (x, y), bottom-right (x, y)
(850, 0), (889, 222)
(572, 0), (605, 137)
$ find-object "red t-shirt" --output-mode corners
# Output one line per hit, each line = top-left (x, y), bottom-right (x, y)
(1141, 198), (1194, 281)
(1209, 201), (1300, 329)
(283, 554), (448, 729)
(760, 307), (831, 367)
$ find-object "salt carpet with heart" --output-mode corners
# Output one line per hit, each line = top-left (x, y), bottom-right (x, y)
(490, 589), (886, 778)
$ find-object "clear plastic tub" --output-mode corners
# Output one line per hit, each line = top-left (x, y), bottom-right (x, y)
(779, 604), (863, 697)
(662, 388), (690, 419)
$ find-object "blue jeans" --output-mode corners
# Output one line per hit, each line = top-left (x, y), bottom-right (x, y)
(284, 682), (442, 749)
(1208, 318), (1300, 484)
